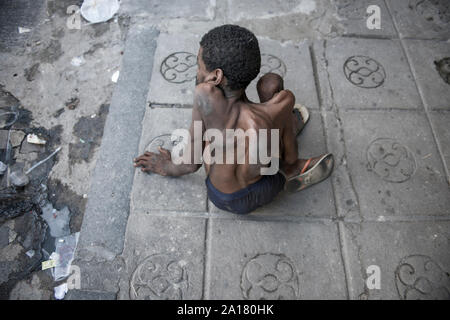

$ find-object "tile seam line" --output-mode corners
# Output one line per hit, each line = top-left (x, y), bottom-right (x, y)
(345, 216), (450, 223)
(322, 40), (363, 221)
(310, 41), (351, 299)
(384, 0), (450, 185)
(383, 0), (449, 41)
(200, 218), (209, 300)
(140, 211), (336, 223)
(202, 218), (212, 299)
(135, 211), (450, 223)
(308, 44), (339, 220)
(401, 45), (450, 184)
(337, 221), (352, 299)
(341, 34), (398, 40)
(323, 38), (368, 298)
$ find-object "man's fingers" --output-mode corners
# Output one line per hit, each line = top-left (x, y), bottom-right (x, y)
(144, 151), (158, 156)
(134, 154), (150, 162)
(158, 147), (171, 159)
(134, 159), (148, 167)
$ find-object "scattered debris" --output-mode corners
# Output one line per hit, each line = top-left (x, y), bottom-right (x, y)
(9, 170), (30, 187)
(111, 70), (119, 83)
(27, 133), (46, 145)
(0, 161), (6, 175)
(18, 27), (31, 34)
(25, 250), (35, 258)
(41, 202), (70, 238)
(80, 0), (120, 24)
(65, 97), (79, 110)
(8, 228), (17, 244)
(42, 257), (57, 271)
(0, 191), (36, 223)
(25, 146), (62, 175)
(54, 283), (68, 300)
(71, 56), (86, 67)
(52, 233), (80, 281)
(53, 108), (65, 118)
(1, 209), (48, 299)
(0, 111), (20, 128)
(10, 130), (25, 147)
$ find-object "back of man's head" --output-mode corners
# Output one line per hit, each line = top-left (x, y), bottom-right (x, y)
(200, 25), (261, 91)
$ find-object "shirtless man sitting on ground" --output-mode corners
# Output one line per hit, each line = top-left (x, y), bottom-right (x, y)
(133, 24), (334, 214)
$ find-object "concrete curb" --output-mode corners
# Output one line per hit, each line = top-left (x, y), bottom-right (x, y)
(68, 24), (159, 298)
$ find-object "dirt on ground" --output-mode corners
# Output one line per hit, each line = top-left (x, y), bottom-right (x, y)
(0, 0), (128, 299)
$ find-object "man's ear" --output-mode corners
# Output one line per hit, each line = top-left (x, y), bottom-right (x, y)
(205, 68), (224, 86)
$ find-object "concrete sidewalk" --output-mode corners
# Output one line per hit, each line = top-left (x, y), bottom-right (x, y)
(68, 0), (450, 300)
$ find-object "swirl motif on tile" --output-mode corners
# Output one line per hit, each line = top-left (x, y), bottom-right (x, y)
(343, 55), (386, 88)
(367, 138), (416, 183)
(241, 253), (299, 300)
(145, 134), (184, 153)
(260, 54), (287, 78)
(160, 52), (197, 84)
(130, 254), (189, 300)
(395, 255), (450, 300)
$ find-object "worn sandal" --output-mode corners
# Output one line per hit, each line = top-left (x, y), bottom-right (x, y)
(284, 153), (334, 193)
(293, 103), (310, 136)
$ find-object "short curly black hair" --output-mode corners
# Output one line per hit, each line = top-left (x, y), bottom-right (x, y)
(200, 25), (261, 90)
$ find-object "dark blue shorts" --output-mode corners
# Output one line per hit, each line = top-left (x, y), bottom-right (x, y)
(206, 173), (286, 215)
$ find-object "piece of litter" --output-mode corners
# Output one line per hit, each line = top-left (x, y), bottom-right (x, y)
(27, 133), (46, 145)
(65, 97), (80, 110)
(111, 70), (119, 83)
(8, 229), (17, 243)
(80, 0), (120, 24)
(25, 146), (62, 175)
(71, 56), (86, 67)
(52, 233), (80, 281)
(50, 252), (60, 260)
(18, 27), (31, 34)
(26, 250), (35, 258)
(90, 114), (96, 118)
(422, 153), (432, 159)
(54, 283), (68, 300)
(83, 194), (87, 199)
(10, 170), (30, 187)
(42, 203), (70, 238)
(42, 259), (57, 270)
(0, 161), (6, 175)
(79, 138), (85, 144)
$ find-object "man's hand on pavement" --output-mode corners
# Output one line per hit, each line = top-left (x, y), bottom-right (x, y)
(133, 146), (173, 176)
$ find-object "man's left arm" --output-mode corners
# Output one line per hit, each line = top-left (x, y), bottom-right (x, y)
(133, 103), (205, 177)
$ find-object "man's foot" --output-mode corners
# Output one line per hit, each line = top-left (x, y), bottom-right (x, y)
(293, 104), (309, 136)
(282, 153), (334, 193)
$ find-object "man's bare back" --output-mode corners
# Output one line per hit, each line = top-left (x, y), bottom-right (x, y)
(195, 79), (297, 193)
(133, 25), (333, 214)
